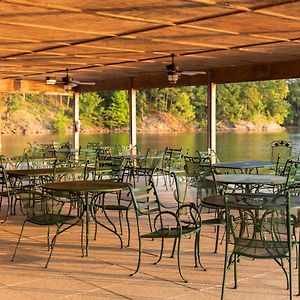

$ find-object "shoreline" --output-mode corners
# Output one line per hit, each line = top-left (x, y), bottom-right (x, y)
(1, 125), (289, 136)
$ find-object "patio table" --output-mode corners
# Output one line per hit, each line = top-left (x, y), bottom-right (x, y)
(207, 174), (287, 193)
(42, 180), (130, 256)
(213, 160), (276, 174)
(7, 166), (86, 178)
(202, 192), (300, 219)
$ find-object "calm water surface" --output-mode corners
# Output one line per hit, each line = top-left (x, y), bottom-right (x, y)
(1, 130), (299, 161)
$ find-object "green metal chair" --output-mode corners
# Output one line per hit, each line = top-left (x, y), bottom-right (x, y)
(12, 192), (84, 268)
(184, 160), (224, 252)
(0, 162), (16, 222)
(221, 192), (298, 300)
(129, 180), (205, 283)
(91, 166), (156, 248)
(271, 140), (292, 175)
(160, 147), (187, 190)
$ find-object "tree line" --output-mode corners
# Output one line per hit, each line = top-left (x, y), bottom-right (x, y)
(4, 79), (300, 131)
(80, 79), (300, 129)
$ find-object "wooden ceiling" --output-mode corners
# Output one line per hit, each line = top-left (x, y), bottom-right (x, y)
(1, 0), (300, 93)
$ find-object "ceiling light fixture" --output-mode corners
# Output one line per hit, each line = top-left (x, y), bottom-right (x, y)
(45, 76), (56, 85)
(166, 54), (180, 84)
(63, 83), (73, 91)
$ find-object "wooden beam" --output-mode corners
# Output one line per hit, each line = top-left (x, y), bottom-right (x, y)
(72, 92), (80, 151)
(129, 78), (137, 152)
(0, 79), (67, 93)
(207, 73), (216, 163)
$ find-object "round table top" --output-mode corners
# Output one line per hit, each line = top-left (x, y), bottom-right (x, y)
(213, 160), (276, 170)
(209, 174), (287, 185)
(42, 180), (129, 193)
(202, 194), (300, 209)
(7, 166), (86, 177)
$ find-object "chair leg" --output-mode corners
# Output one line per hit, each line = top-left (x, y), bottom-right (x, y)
(126, 209), (131, 247)
(171, 238), (177, 258)
(130, 219), (142, 276)
(0, 196), (9, 223)
(81, 220), (85, 257)
(234, 254), (238, 289)
(45, 225), (62, 268)
(298, 241), (300, 296)
(195, 232), (206, 271)
(214, 225), (220, 254)
(154, 239), (164, 265)
(47, 226), (51, 251)
(11, 221), (27, 262)
(176, 236), (188, 283)
(221, 230), (230, 300)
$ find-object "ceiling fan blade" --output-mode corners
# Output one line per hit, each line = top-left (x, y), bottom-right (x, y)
(181, 70), (206, 76)
(73, 81), (95, 86)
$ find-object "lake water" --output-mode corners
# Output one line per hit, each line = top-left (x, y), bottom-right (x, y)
(1, 130), (299, 161)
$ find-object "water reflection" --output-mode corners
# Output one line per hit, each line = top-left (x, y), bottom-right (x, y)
(0, 130), (296, 161)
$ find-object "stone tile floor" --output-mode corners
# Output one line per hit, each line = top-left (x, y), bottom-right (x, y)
(0, 186), (298, 299)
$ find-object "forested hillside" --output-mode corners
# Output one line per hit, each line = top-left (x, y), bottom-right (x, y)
(2, 79), (300, 134)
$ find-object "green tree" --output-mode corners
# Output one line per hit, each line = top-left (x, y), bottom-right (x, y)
(169, 92), (195, 123)
(5, 94), (22, 120)
(79, 93), (104, 126)
(52, 112), (70, 131)
(190, 86), (207, 127)
(104, 91), (129, 128)
(137, 90), (148, 119)
(256, 80), (289, 124)
(217, 83), (243, 124)
(285, 79), (300, 125)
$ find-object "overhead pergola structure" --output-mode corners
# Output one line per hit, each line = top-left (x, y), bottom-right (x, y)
(1, 0), (300, 155)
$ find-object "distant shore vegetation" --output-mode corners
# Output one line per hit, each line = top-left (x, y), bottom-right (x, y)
(2, 79), (300, 134)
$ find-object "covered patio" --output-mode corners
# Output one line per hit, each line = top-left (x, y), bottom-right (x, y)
(0, 188), (297, 300)
(0, 1), (300, 299)
(1, 1), (300, 153)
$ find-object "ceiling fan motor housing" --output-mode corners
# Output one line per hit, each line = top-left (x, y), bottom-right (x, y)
(166, 62), (178, 75)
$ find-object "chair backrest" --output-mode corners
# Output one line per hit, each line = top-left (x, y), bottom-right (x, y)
(110, 157), (128, 181)
(86, 141), (103, 149)
(22, 192), (84, 221)
(0, 162), (11, 191)
(171, 172), (188, 206)
(224, 192), (292, 259)
(271, 140), (292, 163)
(128, 180), (161, 217)
(185, 158), (216, 187)
(281, 159), (300, 186)
(141, 149), (164, 169)
(162, 147), (182, 168)
(184, 155), (210, 164)
(196, 149), (220, 164)
(131, 166), (156, 186)
(97, 146), (112, 160)
(152, 204), (201, 237)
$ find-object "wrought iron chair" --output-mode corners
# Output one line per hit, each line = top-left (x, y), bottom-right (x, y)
(12, 192), (84, 268)
(271, 140), (292, 175)
(184, 160), (225, 253)
(221, 192), (298, 300)
(160, 147), (186, 189)
(91, 166), (155, 248)
(129, 180), (205, 282)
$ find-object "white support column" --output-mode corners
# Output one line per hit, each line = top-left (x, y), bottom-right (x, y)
(207, 73), (217, 163)
(129, 78), (137, 154)
(72, 92), (80, 152)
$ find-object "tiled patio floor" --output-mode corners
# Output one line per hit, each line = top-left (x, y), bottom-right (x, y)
(0, 186), (298, 299)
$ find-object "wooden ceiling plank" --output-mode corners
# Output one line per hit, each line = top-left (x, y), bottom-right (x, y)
(0, 20), (114, 36)
(3, 0), (82, 12)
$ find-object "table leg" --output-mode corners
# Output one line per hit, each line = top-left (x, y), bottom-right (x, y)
(85, 192), (89, 256)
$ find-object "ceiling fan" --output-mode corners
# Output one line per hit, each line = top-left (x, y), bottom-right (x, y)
(166, 54), (206, 84)
(46, 69), (95, 91)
